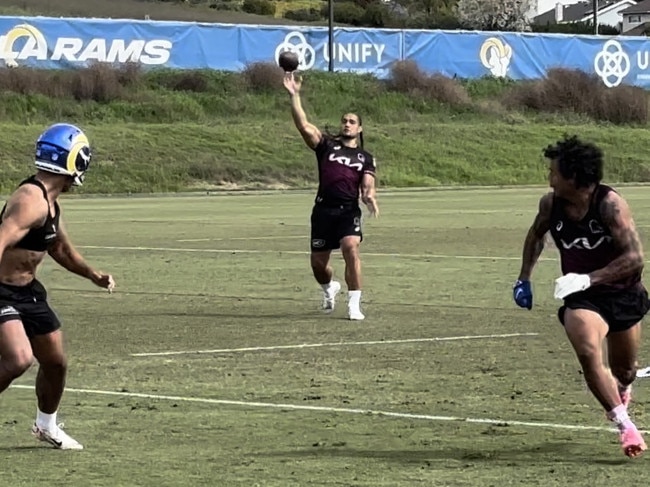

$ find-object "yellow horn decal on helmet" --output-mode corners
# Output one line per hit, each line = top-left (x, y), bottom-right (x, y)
(66, 134), (90, 175)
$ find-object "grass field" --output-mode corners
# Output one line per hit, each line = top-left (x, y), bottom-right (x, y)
(1, 187), (649, 486)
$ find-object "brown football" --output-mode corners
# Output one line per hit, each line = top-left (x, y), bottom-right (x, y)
(278, 51), (299, 72)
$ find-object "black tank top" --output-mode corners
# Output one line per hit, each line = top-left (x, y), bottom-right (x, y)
(0, 176), (60, 252)
(549, 184), (640, 291)
(313, 137), (376, 206)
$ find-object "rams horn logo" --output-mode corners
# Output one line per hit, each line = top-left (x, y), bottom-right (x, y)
(1, 24), (48, 68)
(479, 37), (512, 78)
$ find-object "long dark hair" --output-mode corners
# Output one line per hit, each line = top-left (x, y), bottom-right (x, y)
(324, 113), (363, 148)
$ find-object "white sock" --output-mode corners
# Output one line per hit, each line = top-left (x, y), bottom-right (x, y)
(321, 282), (333, 293)
(36, 409), (57, 431)
(348, 290), (362, 310)
(607, 404), (635, 431)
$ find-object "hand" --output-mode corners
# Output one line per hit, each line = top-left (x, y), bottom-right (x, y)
(365, 198), (379, 218)
(91, 272), (115, 294)
(553, 273), (590, 300)
(283, 72), (302, 96)
(513, 280), (533, 310)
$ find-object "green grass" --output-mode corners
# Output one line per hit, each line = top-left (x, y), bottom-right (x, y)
(0, 68), (648, 194)
(1, 188), (650, 486)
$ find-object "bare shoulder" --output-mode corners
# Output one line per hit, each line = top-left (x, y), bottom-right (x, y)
(538, 192), (554, 215)
(3, 185), (48, 221)
(599, 190), (632, 225)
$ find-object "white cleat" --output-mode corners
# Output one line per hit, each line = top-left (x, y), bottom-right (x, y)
(322, 281), (341, 313)
(32, 423), (84, 450)
(348, 309), (365, 321)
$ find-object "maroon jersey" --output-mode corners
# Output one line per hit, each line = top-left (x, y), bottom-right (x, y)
(549, 184), (640, 291)
(313, 137), (376, 206)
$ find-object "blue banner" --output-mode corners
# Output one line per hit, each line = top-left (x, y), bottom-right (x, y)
(403, 30), (650, 89)
(0, 17), (401, 78)
(1, 16), (650, 88)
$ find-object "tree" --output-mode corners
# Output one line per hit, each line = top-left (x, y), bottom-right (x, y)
(456, 0), (533, 32)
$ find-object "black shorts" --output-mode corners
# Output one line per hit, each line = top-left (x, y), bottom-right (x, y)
(557, 285), (650, 334)
(0, 279), (61, 338)
(310, 204), (363, 252)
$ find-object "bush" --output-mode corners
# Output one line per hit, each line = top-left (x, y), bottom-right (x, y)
(153, 70), (211, 92)
(0, 64), (145, 101)
(70, 64), (123, 102)
(505, 68), (648, 125)
(388, 60), (430, 93)
(387, 60), (471, 108)
(242, 0), (275, 15)
(321, 2), (364, 25)
(284, 8), (322, 22)
(242, 62), (284, 93)
(209, 1), (242, 11)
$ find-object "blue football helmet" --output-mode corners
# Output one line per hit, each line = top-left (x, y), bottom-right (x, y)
(34, 123), (92, 186)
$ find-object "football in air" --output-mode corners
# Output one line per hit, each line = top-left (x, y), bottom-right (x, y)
(278, 51), (299, 72)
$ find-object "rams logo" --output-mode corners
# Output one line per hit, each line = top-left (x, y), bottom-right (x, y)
(479, 37), (512, 78)
(1, 24), (47, 68)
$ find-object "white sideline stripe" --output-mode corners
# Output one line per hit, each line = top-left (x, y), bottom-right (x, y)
(8, 384), (637, 434)
(130, 332), (539, 357)
(177, 236), (306, 242)
(77, 245), (558, 261)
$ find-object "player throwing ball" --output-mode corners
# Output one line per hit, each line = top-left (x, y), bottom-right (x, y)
(283, 72), (378, 320)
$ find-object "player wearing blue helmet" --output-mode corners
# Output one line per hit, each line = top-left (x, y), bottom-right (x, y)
(0, 123), (115, 450)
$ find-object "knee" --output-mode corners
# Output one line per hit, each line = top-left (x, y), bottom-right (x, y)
(310, 257), (327, 272)
(3, 350), (34, 378)
(340, 241), (360, 260)
(310, 249), (331, 269)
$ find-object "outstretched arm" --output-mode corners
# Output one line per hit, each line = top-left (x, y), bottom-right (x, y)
(588, 192), (644, 286)
(283, 73), (322, 150)
(518, 193), (553, 281)
(48, 218), (115, 292)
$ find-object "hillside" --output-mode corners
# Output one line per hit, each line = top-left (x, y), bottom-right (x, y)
(0, 0), (323, 25)
(0, 65), (647, 194)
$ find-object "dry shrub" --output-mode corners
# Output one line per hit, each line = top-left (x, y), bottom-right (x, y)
(425, 74), (471, 106)
(116, 62), (142, 88)
(505, 68), (648, 125)
(167, 70), (210, 92)
(388, 60), (470, 108)
(388, 60), (430, 92)
(598, 85), (648, 125)
(242, 61), (284, 92)
(0, 63), (146, 102)
(0, 67), (39, 94)
(69, 64), (122, 102)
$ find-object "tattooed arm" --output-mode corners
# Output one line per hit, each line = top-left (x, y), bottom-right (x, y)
(588, 192), (644, 286)
(518, 193), (553, 281)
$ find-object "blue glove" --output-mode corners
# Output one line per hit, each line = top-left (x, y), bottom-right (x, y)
(513, 280), (533, 310)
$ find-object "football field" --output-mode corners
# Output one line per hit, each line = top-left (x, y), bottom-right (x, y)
(1, 187), (649, 486)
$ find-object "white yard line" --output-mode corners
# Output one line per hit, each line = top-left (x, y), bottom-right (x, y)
(9, 384), (634, 434)
(77, 245), (557, 261)
(130, 332), (539, 357)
